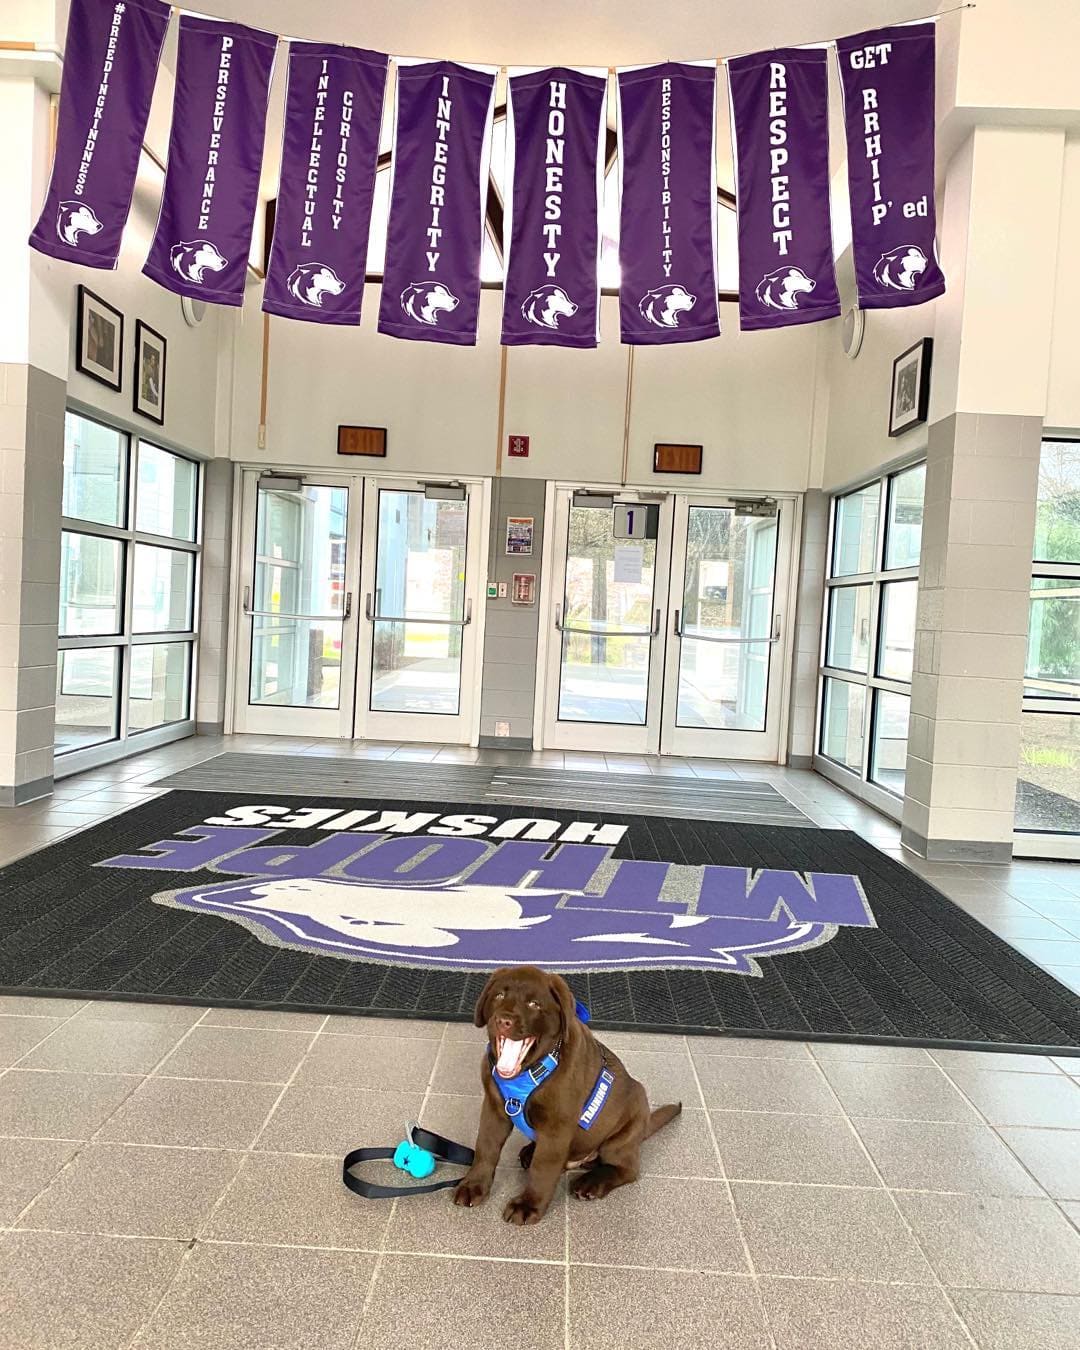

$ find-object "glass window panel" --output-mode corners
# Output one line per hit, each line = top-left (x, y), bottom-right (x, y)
(55, 647), (119, 752)
(558, 632), (651, 725)
(1025, 578), (1080, 699)
(677, 639), (770, 731)
(884, 463), (926, 569)
(129, 642), (191, 732)
(831, 483), (881, 577)
(370, 619), (463, 715)
(877, 579), (918, 683)
(821, 678), (866, 772)
(1034, 441), (1080, 564)
(62, 412), (126, 527)
(254, 486), (347, 616)
(1016, 712), (1080, 834)
(826, 585), (872, 673)
(374, 490), (467, 621)
(135, 443), (197, 541)
(870, 689), (911, 796)
(250, 616), (342, 708)
(132, 545), (194, 633)
(59, 531), (123, 636)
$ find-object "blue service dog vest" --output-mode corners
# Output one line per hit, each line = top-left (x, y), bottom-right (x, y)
(492, 1046), (615, 1143)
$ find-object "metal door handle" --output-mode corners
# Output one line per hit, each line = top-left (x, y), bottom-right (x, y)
(242, 585), (251, 616)
(364, 592), (373, 622)
(673, 608), (682, 637)
(343, 591), (352, 621)
(773, 612), (782, 642)
(652, 608), (661, 637)
(555, 603), (564, 632)
(464, 598), (473, 625)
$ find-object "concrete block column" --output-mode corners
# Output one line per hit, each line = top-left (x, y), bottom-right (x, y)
(194, 459), (234, 734)
(0, 364), (66, 805)
(787, 490), (829, 768)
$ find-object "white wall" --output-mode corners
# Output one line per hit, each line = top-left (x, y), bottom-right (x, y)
(1047, 135), (1080, 431)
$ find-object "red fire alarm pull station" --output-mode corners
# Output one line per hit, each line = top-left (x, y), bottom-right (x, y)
(507, 434), (530, 458)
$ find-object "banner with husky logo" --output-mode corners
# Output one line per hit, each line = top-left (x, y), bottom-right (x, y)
(727, 48), (840, 331)
(143, 16), (276, 306)
(263, 43), (388, 325)
(501, 67), (606, 348)
(617, 62), (720, 345)
(378, 60), (495, 345)
(29, 0), (170, 269)
(836, 24), (946, 310)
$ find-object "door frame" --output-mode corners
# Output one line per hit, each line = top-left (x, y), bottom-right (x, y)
(225, 465), (490, 746)
(533, 480), (802, 762)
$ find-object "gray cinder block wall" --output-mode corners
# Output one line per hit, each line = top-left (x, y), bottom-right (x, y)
(478, 477), (546, 747)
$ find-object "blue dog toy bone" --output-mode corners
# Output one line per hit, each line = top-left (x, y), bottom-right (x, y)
(393, 1138), (436, 1179)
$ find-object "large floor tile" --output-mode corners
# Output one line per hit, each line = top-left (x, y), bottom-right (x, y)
(430, 1038), (487, 1093)
(945, 1067), (1080, 1128)
(0, 1070), (137, 1140)
(293, 1033), (439, 1091)
(897, 1191), (1080, 1293)
(0, 1230), (184, 1350)
(569, 1268), (770, 1349)
(808, 1040), (933, 1066)
(0, 1015), (66, 1068)
(358, 1253), (563, 1350)
(320, 1013), (445, 1039)
(569, 1175), (748, 1272)
(636, 1107), (722, 1177)
(949, 1289), (1080, 1350)
(731, 1181), (933, 1282)
(96, 1077), (281, 1149)
(204, 1152), (390, 1251)
(760, 1277), (971, 1349)
(18, 1142), (243, 1240)
(254, 1084), (424, 1156)
(998, 1127), (1080, 1200)
(0, 996), (84, 1019)
(611, 1046), (704, 1108)
(0, 1137), (79, 1224)
(688, 1034), (810, 1061)
(155, 1025), (315, 1084)
(695, 1057), (842, 1115)
(386, 1166), (567, 1261)
(710, 1111), (879, 1186)
(199, 1007), (327, 1030)
(18, 1017), (186, 1075)
(68, 1000), (208, 1027)
(132, 1242), (374, 1350)
(853, 1117), (1044, 1195)
(930, 1048), (1062, 1074)
(818, 1062), (980, 1123)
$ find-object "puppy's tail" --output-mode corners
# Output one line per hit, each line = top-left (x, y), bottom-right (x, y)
(645, 1102), (682, 1139)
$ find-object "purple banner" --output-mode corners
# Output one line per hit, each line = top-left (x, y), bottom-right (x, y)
(618, 63), (720, 345)
(29, 0), (170, 269)
(501, 68), (606, 348)
(263, 43), (387, 325)
(378, 61), (495, 345)
(143, 16), (276, 306)
(728, 48), (840, 331)
(837, 24), (945, 310)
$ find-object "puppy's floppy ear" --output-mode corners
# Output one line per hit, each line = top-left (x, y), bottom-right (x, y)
(473, 970), (502, 1028)
(548, 972), (580, 1039)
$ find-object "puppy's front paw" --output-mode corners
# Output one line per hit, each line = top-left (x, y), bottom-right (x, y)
(452, 1176), (491, 1208)
(503, 1192), (546, 1225)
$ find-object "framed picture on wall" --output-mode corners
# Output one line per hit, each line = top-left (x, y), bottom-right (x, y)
(133, 320), (167, 425)
(75, 286), (123, 392)
(888, 337), (933, 437)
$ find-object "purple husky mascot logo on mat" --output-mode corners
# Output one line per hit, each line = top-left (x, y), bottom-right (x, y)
(97, 807), (877, 977)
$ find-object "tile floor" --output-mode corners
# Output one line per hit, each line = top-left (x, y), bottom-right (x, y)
(0, 733), (1078, 1348)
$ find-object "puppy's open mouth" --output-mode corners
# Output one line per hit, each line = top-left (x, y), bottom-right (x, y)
(494, 1036), (535, 1078)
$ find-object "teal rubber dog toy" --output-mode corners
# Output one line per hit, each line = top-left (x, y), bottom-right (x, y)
(393, 1138), (436, 1179)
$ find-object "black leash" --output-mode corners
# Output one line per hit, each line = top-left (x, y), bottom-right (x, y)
(342, 1125), (475, 1199)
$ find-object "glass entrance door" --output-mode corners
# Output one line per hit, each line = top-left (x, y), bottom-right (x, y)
(234, 474), (360, 737)
(541, 488), (793, 760)
(355, 479), (486, 744)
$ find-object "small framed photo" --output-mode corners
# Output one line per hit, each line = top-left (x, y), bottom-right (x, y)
(75, 286), (123, 392)
(133, 320), (167, 425)
(888, 337), (932, 437)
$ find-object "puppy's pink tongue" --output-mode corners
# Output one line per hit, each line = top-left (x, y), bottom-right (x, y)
(496, 1039), (528, 1077)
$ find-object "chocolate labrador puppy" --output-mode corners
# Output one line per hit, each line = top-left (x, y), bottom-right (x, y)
(453, 964), (681, 1225)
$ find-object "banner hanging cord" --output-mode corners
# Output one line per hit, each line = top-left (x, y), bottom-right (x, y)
(159, 2), (976, 66)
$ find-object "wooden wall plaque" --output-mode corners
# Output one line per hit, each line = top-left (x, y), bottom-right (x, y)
(337, 426), (387, 457)
(653, 443), (703, 474)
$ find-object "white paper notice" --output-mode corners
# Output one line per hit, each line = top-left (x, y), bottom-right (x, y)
(613, 545), (644, 585)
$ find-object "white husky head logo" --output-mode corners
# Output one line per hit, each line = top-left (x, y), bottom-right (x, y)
(57, 200), (103, 247)
(873, 245), (928, 292)
(400, 281), (459, 326)
(639, 284), (697, 329)
(756, 266), (816, 311)
(521, 285), (578, 331)
(169, 240), (229, 284)
(287, 262), (345, 308)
